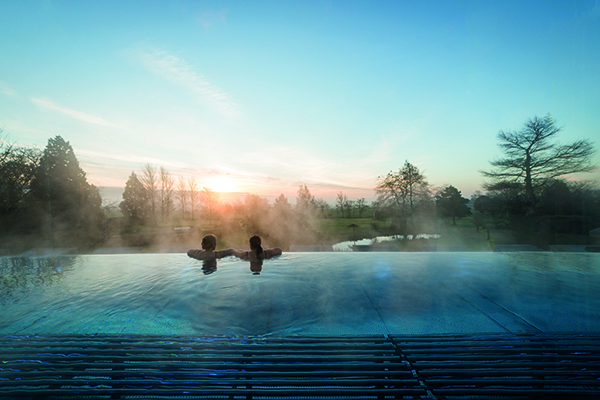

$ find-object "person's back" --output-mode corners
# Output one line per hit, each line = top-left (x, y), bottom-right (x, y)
(187, 234), (234, 260)
(233, 235), (282, 260)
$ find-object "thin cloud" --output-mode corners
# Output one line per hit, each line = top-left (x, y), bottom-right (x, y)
(31, 98), (120, 128)
(136, 48), (241, 119)
(586, 0), (600, 19)
(0, 81), (17, 97)
(199, 9), (229, 31)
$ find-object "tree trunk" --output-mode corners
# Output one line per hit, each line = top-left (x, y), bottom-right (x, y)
(524, 152), (536, 206)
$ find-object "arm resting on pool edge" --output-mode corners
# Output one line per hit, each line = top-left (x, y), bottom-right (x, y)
(264, 247), (282, 258)
(187, 248), (236, 260)
(230, 248), (283, 260)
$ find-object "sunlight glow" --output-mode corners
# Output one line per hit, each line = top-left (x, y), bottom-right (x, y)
(205, 176), (237, 193)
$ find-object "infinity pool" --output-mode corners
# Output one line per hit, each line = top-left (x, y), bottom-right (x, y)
(1, 252), (599, 336)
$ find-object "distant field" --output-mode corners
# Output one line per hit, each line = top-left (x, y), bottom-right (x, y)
(312, 217), (384, 243)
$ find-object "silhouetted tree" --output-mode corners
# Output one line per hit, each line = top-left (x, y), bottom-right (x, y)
(436, 185), (471, 225)
(376, 160), (428, 214)
(176, 176), (187, 219)
(159, 166), (174, 221)
(268, 194), (295, 248)
(376, 160), (429, 233)
(538, 180), (572, 216)
(356, 198), (368, 218)
(314, 198), (331, 218)
(29, 136), (103, 245)
(346, 199), (355, 218)
(141, 164), (157, 225)
(236, 194), (270, 234)
(202, 187), (219, 224)
(274, 193), (292, 212)
(336, 192), (348, 218)
(187, 176), (198, 221)
(296, 185), (316, 216)
(0, 136), (41, 233)
(481, 114), (595, 211)
(120, 172), (147, 224)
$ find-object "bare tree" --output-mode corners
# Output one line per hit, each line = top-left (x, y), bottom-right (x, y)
(187, 176), (198, 221)
(159, 166), (174, 222)
(336, 192), (348, 218)
(176, 176), (187, 220)
(356, 198), (368, 218)
(376, 160), (428, 214)
(481, 114), (595, 209)
(140, 164), (157, 225)
(314, 198), (331, 218)
(346, 200), (355, 218)
(202, 187), (219, 225)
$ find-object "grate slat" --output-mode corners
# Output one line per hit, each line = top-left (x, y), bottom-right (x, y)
(2, 333), (600, 399)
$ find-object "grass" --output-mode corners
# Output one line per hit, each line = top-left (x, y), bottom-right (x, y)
(433, 218), (494, 251)
(311, 216), (496, 250)
(312, 217), (382, 243)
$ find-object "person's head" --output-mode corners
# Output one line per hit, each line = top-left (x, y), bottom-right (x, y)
(249, 235), (263, 254)
(201, 234), (217, 252)
(249, 235), (261, 249)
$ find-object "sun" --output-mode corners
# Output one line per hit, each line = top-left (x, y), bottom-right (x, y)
(205, 176), (237, 193)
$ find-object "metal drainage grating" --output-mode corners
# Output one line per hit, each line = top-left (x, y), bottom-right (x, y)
(1, 333), (599, 399)
(391, 333), (600, 399)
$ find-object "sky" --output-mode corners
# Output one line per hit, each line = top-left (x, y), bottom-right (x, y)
(1, 0), (599, 204)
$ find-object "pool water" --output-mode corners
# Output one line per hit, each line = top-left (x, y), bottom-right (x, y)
(1, 252), (599, 336)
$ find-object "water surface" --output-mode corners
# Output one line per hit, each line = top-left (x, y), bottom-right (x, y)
(1, 252), (599, 335)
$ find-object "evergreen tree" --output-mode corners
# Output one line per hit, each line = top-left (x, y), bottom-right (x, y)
(0, 137), (41, 233)
(29, 136), (103, 245)
(120, 172), (148, 223)
(436, 185), (471, 225)
(296, 185), (316, 216)
(274, 193), (292, 212)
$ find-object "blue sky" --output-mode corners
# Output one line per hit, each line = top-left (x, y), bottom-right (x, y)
(1, 0), (599, 203)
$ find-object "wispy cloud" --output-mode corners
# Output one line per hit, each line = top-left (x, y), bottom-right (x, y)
(30, 98), (120, 128)
(0, 80), (17, 97)
(586, 0), (600, 20)
(136, 48), (241, 119)
(199, 9), (229, 31)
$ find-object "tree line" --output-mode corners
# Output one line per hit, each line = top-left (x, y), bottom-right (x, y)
(1, 113), (597, 252)
(1, 135), (103, 251)
(371, 114), (598, 243)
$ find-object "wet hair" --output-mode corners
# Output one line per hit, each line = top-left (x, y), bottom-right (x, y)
(201, 234), (217, 251)
(249, 235), (263, 256)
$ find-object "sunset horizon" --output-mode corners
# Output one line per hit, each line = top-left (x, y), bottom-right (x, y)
(2, 1), (599, 206)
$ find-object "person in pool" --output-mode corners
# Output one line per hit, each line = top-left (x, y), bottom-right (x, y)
(187, 234), (235, 260)
(233, 235), (282, 260)
(232, 235), (282, 275)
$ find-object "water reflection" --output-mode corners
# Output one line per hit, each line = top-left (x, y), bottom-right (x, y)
(0, 256), (77, 304)
(201, 259), (217, 275)
(196, 256), (263, 275)
(249, 260), (263, 275)
(333, 234), (441, 251)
